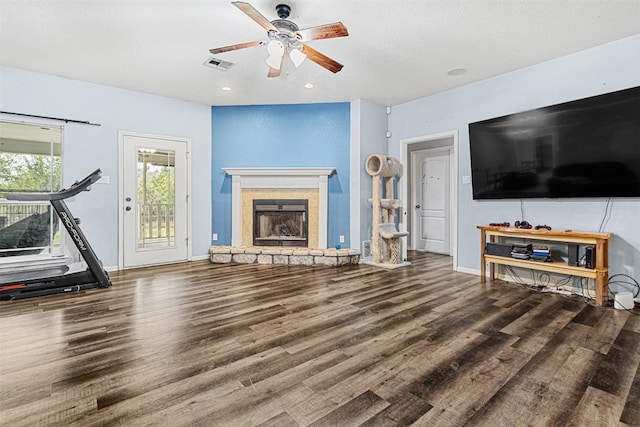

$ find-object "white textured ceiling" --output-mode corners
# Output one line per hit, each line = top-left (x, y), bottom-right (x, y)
(1, 0), (639, 107)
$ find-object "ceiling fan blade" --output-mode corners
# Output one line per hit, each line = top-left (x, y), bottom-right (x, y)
(232, 1), (278, 32)
(296, 22), (349, 41)
(301, 44), (344, 73)
(209, 40), (262, 54)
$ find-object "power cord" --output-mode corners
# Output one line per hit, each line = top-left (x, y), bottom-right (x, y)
(539, 273), (551, 287)
(503, 266), (528, 287)
(497, 266), (639, 314)
(607, 274), (640, 298)
(555, 275), (573, 287)
(580, 277), (592, 299)
(598, 197), (613, 232)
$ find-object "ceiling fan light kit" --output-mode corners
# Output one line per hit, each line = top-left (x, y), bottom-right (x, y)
(209, 1), (348, 78)
(289, 48), (307, 68)
(265, 40), (285, 70)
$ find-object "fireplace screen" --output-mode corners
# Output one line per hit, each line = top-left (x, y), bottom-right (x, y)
(253, 199), (308, 247)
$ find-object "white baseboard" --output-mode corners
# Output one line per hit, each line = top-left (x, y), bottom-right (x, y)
(456, 266), (481, 276)
(105, 255), (208, 272)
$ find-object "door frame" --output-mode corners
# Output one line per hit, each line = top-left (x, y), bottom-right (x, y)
(400, 130), (458, 268)
(117, 130), (192, 270)
(410, 146), (452, 253)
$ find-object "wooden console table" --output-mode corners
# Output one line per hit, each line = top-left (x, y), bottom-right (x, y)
(477, 225), (612, 306)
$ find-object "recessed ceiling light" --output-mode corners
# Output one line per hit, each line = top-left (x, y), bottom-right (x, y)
(304, 83), (314, 89)
(447, 68), (467, 76)
(222, 86), (231, 91)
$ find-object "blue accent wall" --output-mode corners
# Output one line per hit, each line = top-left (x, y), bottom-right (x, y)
(211, 102), (350, 247)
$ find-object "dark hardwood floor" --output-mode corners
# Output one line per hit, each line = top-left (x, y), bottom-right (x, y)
(1, 252), (639, 426)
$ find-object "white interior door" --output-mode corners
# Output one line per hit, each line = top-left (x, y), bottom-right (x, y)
(121, 134), (189, 268)
(412, 148), (451, 254)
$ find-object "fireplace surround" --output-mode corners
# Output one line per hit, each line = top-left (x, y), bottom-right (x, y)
(222, 167), (335, 249)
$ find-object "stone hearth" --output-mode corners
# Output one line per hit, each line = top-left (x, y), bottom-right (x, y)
(209, 246), (360, 266)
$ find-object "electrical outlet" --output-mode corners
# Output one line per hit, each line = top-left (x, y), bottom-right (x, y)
(212, 233), (218, 241)
(339, 235), (345, 244)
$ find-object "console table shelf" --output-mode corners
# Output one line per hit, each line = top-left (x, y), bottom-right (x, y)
(477, 226), (613, 306)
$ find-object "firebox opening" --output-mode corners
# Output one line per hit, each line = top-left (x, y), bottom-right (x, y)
(253, 199), (308, 247)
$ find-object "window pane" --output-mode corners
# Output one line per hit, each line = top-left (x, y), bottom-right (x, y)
(136, 148), (176, 249)
(0, 122), (62, 258)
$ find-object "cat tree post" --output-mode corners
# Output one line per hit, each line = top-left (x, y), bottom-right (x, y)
(370, 173), (381, 263)
(365, 154), (410, 268)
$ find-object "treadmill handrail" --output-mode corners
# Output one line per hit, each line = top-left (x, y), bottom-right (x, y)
(5, 169), (102, 202)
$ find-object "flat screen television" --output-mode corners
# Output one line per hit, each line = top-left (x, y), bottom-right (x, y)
(468, 86), (640, 199)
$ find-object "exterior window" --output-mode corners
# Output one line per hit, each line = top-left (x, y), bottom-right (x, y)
(0, 121), (62, 259)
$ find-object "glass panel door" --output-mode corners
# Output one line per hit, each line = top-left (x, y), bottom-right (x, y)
(122, 134), (188, 268)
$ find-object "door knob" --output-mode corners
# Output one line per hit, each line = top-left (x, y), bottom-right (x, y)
(415, 204), (421, 209)
(125, 206), (132, 211)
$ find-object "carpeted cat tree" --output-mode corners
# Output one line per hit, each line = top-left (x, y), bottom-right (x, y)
(365, 154), (410, 268)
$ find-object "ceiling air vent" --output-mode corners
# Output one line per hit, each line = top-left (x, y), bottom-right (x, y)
(204, 57), (235, 71)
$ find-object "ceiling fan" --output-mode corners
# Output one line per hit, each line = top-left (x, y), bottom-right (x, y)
(209, 2), (349, 77)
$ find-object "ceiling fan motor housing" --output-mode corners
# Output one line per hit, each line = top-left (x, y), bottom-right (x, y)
(271, 3), (299, 39)
(275, 4), (291, 19)
(270, 19), (299, 36)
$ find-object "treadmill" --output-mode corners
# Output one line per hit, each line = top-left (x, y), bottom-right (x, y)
(0, 169), (112, 300)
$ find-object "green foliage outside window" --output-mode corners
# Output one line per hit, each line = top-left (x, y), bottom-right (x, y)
(1, 122), (63, 256)
(137, 164), (175, 206)
(0, 153), (61, 198)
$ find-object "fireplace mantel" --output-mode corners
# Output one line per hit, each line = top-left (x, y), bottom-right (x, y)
(223, 167), (336, 177)
(223, 167), (336, 249)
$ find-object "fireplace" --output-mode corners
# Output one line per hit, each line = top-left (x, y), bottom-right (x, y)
(222, 167), (335, 249)
(253, 199), (308, 247)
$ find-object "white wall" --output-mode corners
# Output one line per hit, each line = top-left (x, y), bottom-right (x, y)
(387, 35), (640, 278)
(0, 66), (212, 268)
(350, 99), (388, 252)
